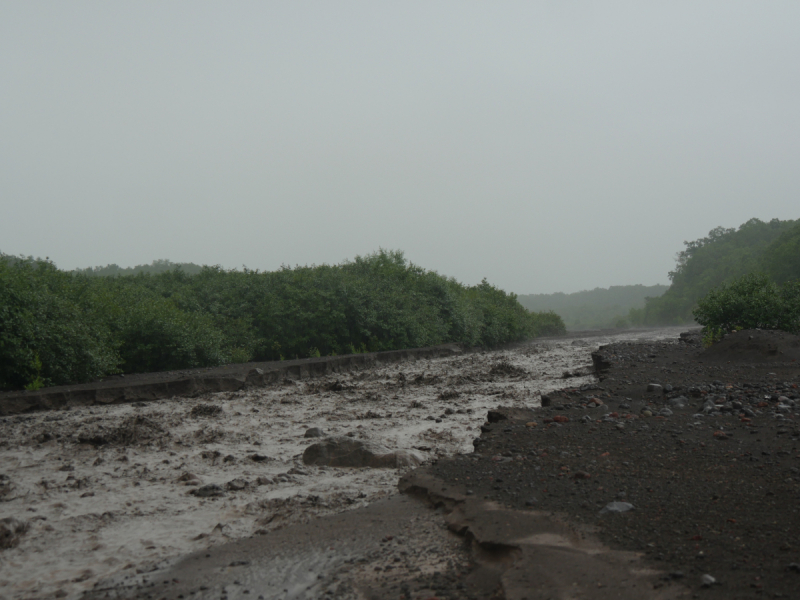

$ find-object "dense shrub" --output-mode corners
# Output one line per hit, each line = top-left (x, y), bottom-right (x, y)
(0, 250), (565, 390)
(0, 259), (120, 389)
(692, 272), (800, 336)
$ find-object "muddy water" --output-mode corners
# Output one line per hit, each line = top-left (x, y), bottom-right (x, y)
(0, 327), (684, 600)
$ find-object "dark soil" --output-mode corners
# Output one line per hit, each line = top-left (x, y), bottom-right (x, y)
(429, 329), (800, 599)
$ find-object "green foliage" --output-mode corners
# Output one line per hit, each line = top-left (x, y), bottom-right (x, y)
(644, 218), (798, 324)
(518, 285), (668, 330)
(73, 259), (204, 277)
(692, 272), (800, 335)
(0, 250), (564, 390)
(229, 348), (251, 364)
(24, 354), (45, 391)
(0, 257), (121, 389)
(701, 327), (725, 348)
(761, 222), (800, 285)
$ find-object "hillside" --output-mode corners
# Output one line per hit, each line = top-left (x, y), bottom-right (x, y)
(517, 284), (668, 330)
(643, 218), (800, 324)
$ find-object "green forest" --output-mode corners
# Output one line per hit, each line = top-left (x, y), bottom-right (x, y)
(639, 218), (800, 325)
(0, 250), (565, 391)
(517, 284), (668, 330)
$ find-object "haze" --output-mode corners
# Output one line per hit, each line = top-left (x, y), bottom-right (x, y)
(2, 2), (798, 294)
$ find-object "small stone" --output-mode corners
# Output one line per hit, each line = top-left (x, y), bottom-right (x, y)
(226, 478), (248, 491)
(669, 396), (688, 407)
(192, 484), (224, 498)
(641, 410), (653, 417)
(647, 383), (663, 393)
(0, 518), (28, 549)
(700, 574), (716, 586)
(658, 408), (673, 417)
(304, 428), (325, 438)
(600, 501), (634, 514)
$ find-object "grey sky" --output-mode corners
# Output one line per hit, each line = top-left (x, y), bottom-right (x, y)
(2, 2), (798, 294)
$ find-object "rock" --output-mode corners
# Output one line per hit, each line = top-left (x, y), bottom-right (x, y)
(0, 517), (28, 549)
(669, 396), (689, 407)
(304, 427), (325, 438)
(701, 574), (716, 586)
(787, 563), (800, 573)
(302, 436), (424, 468)
(190, 404), (223, 418)
(249, 453), (271, 462)
(177, 472), (202, 486)
(0, 475), (16, 501)
(256, 476), (272, 486)
(600, 501), (634, 514)
(192, 484), (225, 497)
(226, 478), (248, 491)
(647, 383), (663, 393)
(658, 408), (673, 417)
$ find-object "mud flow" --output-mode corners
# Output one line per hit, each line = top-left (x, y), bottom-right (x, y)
(0, 328), (683, 600)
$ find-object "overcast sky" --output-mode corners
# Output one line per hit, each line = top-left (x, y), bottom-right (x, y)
(2, 2), (798, 294)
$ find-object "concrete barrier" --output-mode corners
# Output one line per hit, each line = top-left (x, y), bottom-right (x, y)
(0, 344), (462, 416)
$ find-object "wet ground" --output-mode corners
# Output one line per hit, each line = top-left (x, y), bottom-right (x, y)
(0, 328), (686, 600)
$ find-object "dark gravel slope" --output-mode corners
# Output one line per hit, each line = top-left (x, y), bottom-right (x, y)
(428, 329), (800, 599)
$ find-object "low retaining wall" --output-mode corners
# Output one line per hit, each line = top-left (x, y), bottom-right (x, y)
(0, 344), (463, 416)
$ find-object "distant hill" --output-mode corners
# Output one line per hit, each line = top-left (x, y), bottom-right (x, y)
(643, 218), (800, 325)
(517, 284), (668, 330)
(72, 259), (204, 277)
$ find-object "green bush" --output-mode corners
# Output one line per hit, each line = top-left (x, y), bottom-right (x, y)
(692, 272), (800, 336)
(0, 258), (120, 389)
(0, 250), (565, 389)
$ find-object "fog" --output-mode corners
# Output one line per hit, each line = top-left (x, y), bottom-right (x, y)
(2, 2), (798, 294)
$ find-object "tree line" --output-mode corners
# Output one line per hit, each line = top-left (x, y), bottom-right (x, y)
(635, 218), (800, 326)
(0, 250), (565, 391)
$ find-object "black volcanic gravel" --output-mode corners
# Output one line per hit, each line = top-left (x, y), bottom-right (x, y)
(430, 329), (800, 599)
